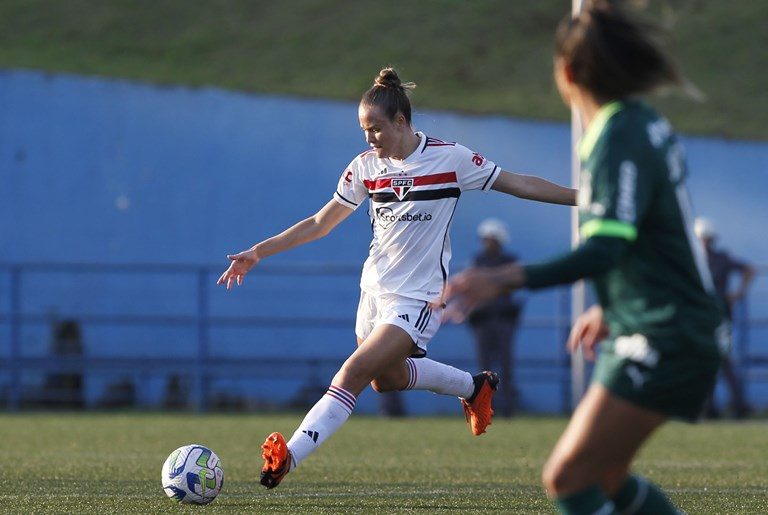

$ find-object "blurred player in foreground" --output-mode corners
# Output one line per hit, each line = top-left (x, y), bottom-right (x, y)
(445, 2), (724, 513)
(218, 67), (576, 489)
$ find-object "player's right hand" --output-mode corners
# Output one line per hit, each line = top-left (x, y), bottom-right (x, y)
(566, 304), (608, 360)
(217, 248), (261, 290)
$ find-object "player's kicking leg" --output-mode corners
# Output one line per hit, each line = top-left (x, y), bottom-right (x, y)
(368, 297), (500, 436)
(259, 366), (499, 489)
(258, 313), (500, 488)
(398, 358), (499, 436)
(258, 324), (415, 489)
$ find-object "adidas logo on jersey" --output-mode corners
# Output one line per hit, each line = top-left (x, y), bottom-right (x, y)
(302, 430), (319, 443)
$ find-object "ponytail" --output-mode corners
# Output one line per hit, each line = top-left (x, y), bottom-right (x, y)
(360, 67), (416, 123)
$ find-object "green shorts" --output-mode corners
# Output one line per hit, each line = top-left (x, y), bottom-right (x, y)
(593, 334), (720, 422)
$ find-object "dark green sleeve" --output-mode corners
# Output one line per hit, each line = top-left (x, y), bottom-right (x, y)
(578, 122), (658, 242)
(523, 236), (630, 290)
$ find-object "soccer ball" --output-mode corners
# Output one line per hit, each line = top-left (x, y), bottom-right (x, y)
(161, 444), (224, 504)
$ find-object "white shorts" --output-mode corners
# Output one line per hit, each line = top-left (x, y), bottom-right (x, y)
(355, 291), (443, 357)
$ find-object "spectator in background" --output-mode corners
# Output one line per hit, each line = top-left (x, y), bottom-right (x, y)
(162, 374), (189, 410)
(378, 391), (406, 418)
(43, 319), (84, 407)
(466, 219), (522, 416)
(695, 217), (755, 419)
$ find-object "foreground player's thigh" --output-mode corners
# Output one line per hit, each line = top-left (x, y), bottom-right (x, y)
(543, 384), (666, 497)
(334, 323), (416, 396)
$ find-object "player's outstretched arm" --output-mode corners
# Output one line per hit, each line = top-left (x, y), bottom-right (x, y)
(217, 199), (353, 290)
(491, 170), (577, 206)
(443, 262), (525, 323)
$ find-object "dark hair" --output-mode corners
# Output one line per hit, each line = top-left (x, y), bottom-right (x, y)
(555, 0), (684, 101)
(360, 67), (416, 124)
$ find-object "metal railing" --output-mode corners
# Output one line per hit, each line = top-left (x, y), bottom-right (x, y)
(2, 262), (764, 413)
(0, 262), (574, 412)
(735, 264), (768, 393)
(0, 262), (372, 411)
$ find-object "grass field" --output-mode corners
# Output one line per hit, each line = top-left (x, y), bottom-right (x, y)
(3, 413), (767, 513)
(0, 0), (766, 140)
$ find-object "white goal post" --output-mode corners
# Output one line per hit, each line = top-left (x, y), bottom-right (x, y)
(570, 0), (587, 409)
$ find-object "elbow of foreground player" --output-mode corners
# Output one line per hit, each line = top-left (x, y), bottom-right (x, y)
(522, 236), (628, 290)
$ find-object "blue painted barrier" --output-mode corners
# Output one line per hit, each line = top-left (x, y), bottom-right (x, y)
(2, 69), (767, 413)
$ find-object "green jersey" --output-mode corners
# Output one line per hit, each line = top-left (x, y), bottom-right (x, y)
(578, 100), (723, 355)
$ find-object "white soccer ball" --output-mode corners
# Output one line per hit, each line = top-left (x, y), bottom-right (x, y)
(161, 444), (224, 504)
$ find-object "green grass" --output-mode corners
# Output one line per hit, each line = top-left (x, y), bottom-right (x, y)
(0, 1), (766, 140)
(2, 413), (767, 513)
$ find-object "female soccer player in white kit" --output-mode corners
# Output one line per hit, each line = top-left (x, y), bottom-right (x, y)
(218, 67), (576, 489)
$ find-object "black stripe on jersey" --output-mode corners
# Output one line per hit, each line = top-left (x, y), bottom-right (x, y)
(418, 307), (432, 332)
(370, 188), (460, 203)
(368, 205), (375, 246)
(481, 165), (499, 191)
(439, 200), (460, 284)
(335, 191), (358, 207)
(414, 302), (429, 330)
(424, 136), (456, 149)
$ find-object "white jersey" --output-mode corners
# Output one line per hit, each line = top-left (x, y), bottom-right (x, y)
(333, 132), (501, 302)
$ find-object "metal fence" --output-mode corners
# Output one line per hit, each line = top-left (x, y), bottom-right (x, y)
(1, 262), (765, 414)
(735, 265), (768, 400)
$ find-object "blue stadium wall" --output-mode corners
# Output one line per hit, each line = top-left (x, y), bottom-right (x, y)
(1, 70), (767, 413)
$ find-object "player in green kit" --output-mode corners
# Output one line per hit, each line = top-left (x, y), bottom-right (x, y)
(445, 1), (725, 514)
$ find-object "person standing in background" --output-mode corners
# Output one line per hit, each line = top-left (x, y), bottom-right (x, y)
(695, 217), (755, 419)
(378, 391), (406, 417)
(43, 319), (84, 408)
(466, 219), (522, 417)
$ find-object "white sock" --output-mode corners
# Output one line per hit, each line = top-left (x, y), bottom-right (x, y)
(286, 384), (356, 469)
(404, 358), (474, 398)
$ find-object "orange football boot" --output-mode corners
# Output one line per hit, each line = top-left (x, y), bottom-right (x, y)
(260, 432), (291, 489)
(460, 371), (499, 436)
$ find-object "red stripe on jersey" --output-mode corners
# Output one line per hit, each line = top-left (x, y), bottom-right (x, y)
(363, 178), (385, 190)
(363, 171), (457, 191)
(416, 171), (457, 185)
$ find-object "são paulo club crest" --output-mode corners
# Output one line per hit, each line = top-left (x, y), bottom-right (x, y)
(391, 178), (414, 200)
